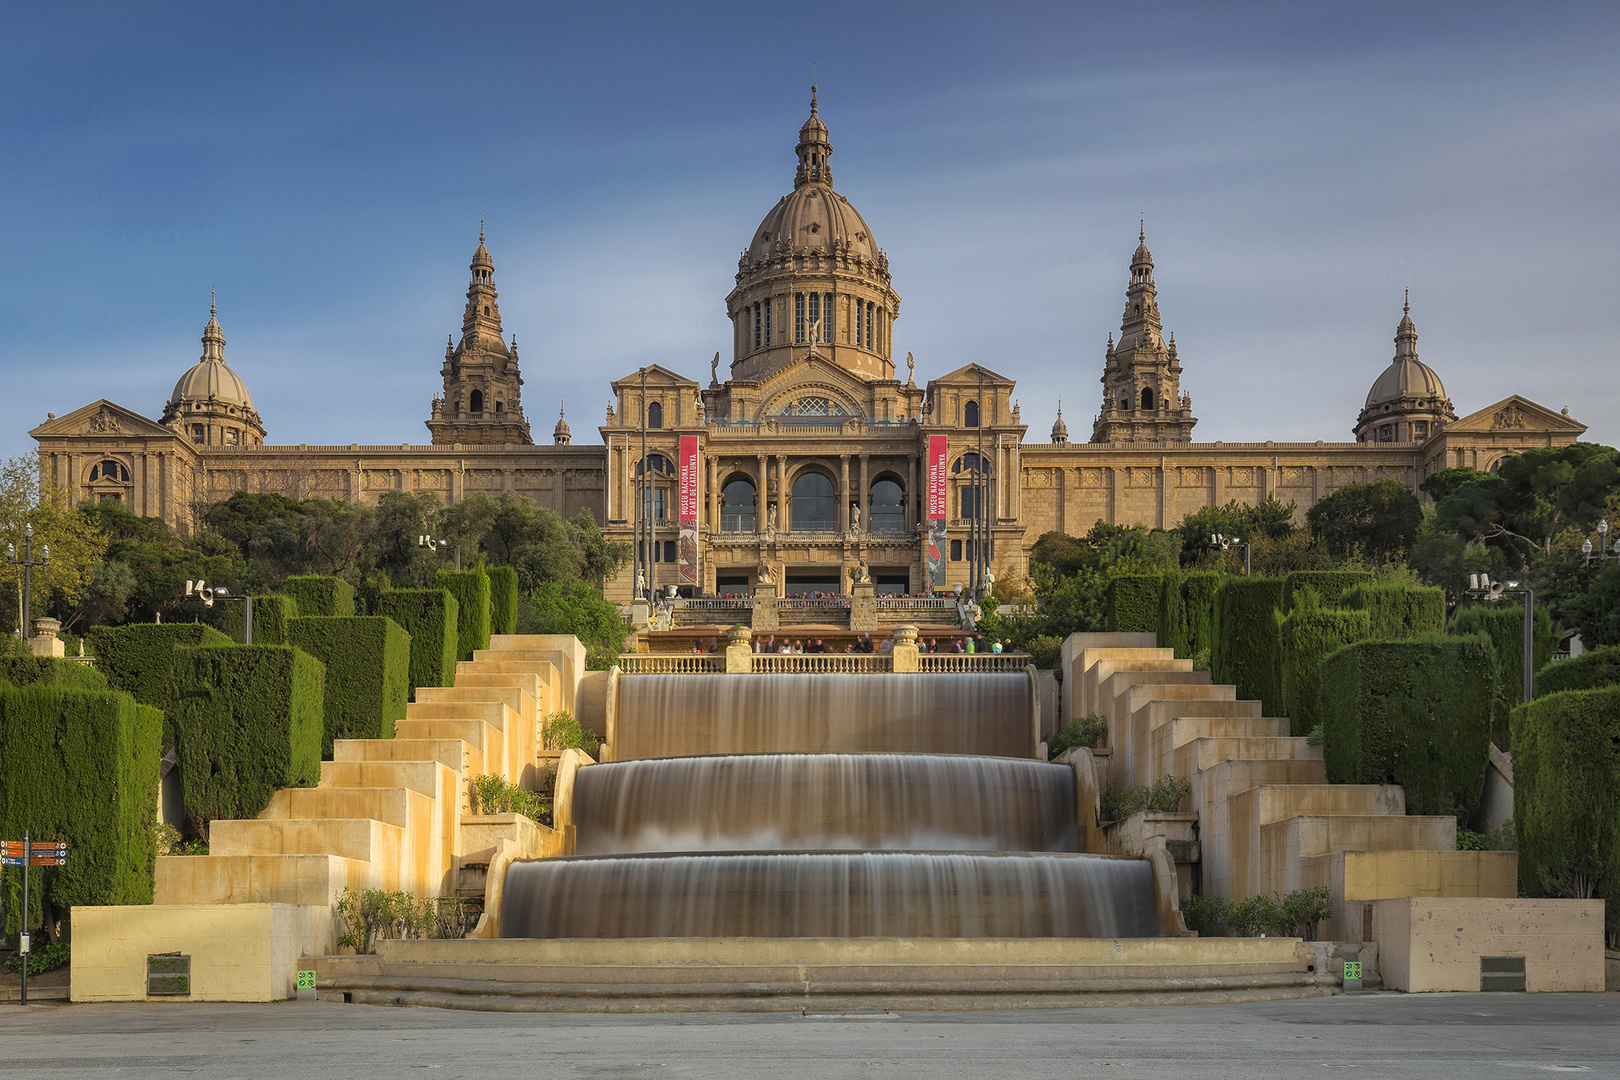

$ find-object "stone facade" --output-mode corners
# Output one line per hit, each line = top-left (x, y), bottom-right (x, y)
(32, 91), (1588, 601)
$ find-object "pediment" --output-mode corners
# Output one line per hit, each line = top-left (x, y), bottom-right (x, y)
(29, 399), (174, 440)
(609, 363), (698, 390)
(1446, 395), (1587, 435)
(928, 362), (1016, 387)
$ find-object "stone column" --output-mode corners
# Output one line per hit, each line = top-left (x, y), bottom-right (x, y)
(725, 624), (753, 673)
(708, 454), (720, 529)
(839, 454), (850, 532)
(858, 454), (869, 531)
(1157, 455), (1169, 530)
(891, 624), (920, 673)
(775, 455), (787, 532)
(756, 453), (768, 528)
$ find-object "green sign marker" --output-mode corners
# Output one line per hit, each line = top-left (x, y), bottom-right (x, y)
(1344, 961), (1362, 981)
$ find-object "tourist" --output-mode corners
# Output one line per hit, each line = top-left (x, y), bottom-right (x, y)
(991, 639), (1004, 654)
(951, 637), (965, 654)
(926, 638), (937, 654)
(858, 633), (874, 654)
(965, 636), (975, 654)
(878, 635), (894, 655)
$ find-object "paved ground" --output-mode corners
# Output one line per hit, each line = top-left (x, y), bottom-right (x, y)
(1, 993), (1615, 1078)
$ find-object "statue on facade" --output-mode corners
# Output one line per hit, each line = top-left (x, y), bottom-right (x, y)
(756, 561), (776, 586)
(850, 504), (861, 532)
(710, 352), (720, 387)
(635, 568), (646, 596)
(856, 559), (872, 584)
(906, 352), (915, 385)
(766, 503), (778, 532)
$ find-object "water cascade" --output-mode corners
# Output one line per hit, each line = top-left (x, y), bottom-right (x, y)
(503, 671), (1164, 939)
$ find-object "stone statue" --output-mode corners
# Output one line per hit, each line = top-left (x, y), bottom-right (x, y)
(756, 561), (776, 585)
(635, 568), (646, 595)
(850, 504), (861, 532)
(906, 352), (915, 384)
(711, 352), (720, 386)
(766, 504), (778, 532)
(856, 559), (872, 584)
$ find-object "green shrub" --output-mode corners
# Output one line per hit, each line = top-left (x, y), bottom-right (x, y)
(219, 594), (299, 645)
(521, 580), (625, 670)
(286, 616), (410, 756)
(1535, 645), (1620, 698)
(1281, 601), (1372, 736)
(1211, 576), (1285, 715)
(170, 645), (323, 833)
(379, 587), (460, 696)
(437, 566), (492, 662)
(1456, 821), (1516, 851)
(1319, 637), (1497, 818)
(1157, 571), (1188, 656)
(543, 710), (601, 757)
(1275, 886), (1332, 940)
(1180, 894), (1225, 936)
(334, 887), (467, 953)
(1100, 775), (1191, 821)
(283, 575), (356, 617)
(87, 623), (235, 749)
(0, 686), (161, 935)
(1512, 686), (1620, 936)
(0, 654), (108, 691)
(1341, 583), (1445, 639)
(1181, 571), (1222, 657)
(1048, 714), (1108, 759)
(489, 565), (519, 637)
(1106, 574), (1161, 634)
(1282, 570), (1372, 612)
(468, 774), (546, 822)
(4, 939), (69, 975)
(1450, 603), (1556, 717)
(1224, 894), (1280, 937)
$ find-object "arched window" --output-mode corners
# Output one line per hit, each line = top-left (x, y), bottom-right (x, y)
(89, 460), (130, 483)
(1141, 387), (1154, 410)
(647, 401), (663, 428)
(470, 389), (484, 413)
(964, 400), (980, 428)
(721, 477), (757, 532)
(635, 455), (674, 477)
(791, 471), (836, 531)
(869, 478), (905, 532)
(952, 453), (990, 475)
(483, 305), (490, 316)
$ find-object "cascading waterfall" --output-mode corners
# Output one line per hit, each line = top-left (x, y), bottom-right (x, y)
(503, 672), (1164, 939)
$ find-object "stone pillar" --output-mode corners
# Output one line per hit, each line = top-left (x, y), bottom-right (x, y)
(839, 454), (850, 532)
(29, 617), (64, 659)
(752, 583), (780, 630)
(891, 624), (920, 673)
(708, 455), (719, 528)
(725, 624), (753, 673)
(756, 453), (768, 523)
(775, 455), (787, 532)
(858, 454), (869, 531)
(907, 455), (918, 531)
(850, 581), (877, 631)
(1157, 456), (1169, 530)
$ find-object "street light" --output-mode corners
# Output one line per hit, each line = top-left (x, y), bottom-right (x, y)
(7, 522), (50, 639)
(185, 580), (253, 643)
(1211, 532), (1251, 577)
(1581, 519), (1618, 564)
(418, 535), (461, 571)
(1465, 573), (1534, 704)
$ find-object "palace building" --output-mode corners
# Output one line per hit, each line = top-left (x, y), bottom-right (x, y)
(32, 91), (1587, 601)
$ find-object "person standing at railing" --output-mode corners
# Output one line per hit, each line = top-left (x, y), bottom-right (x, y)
(991, 639), (1004, 654)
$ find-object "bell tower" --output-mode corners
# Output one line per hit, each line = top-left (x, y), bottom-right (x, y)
(1090, 226), (1197, 444)
(426, 225), (532, 445)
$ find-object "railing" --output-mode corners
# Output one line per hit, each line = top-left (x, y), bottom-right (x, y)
(674, 599), (754, 612)
(752, 654), (892, 674)
(917, 654), (1030, 673)
(778, 597), (852, 611)
(875, 597), (956, 611)
(618, 655), (725, 674)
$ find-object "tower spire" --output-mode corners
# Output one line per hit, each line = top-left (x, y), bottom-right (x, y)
(794, 84), (833, 189)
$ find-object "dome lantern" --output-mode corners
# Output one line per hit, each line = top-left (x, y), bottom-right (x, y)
(160, 295), (266, 446)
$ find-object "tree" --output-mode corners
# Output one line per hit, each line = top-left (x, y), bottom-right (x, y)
(1431, 444), (1620, 569)
(0, 455), (109, 634)
(1176, 498), (1299, 565)
(520, 581), (626, 669)
(1306, 478), (1423, 562)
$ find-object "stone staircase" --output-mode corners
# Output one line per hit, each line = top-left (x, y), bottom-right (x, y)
(155, 635), (583, 920)
(1063, 633), (1516, 940)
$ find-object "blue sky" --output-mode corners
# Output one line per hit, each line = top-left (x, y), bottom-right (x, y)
(3, 2), (1616, 462)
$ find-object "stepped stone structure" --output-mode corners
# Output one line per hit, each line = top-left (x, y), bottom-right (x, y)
(33, 91), (1587, 603)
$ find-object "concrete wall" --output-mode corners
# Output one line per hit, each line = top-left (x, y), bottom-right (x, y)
(1374, 897), (1606, 992)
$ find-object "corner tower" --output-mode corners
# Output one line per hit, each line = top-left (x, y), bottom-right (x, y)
(725, 87), (902, 384)
(427, 226), (531, 445)
(1090, 228), (1196, 444)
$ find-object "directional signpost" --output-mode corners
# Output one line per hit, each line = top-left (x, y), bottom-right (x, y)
(3, 832), (68, 1005)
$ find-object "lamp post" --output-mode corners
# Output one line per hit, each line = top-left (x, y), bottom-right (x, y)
(7, 523), (49, 639)
(1211, 532), (1250, 577)
(1465, 573), (1535, 704)
(418, 535), (461, 571)
(1581, 518), (1618, 565)
(185, 580), (253, 644)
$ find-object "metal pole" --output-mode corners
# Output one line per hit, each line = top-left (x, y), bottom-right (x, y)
(21, 533), (31, 640)
(1244, 543), (1251, 578)
(19, 828), (28, 1007)
(1523, 588), (1535, 703)
(243, 595), (254, 646)
(975, 370), (984, 599)
(640, 368), (649, 603)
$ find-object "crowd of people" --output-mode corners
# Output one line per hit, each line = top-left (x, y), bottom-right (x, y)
(684, 632), (1019, 655)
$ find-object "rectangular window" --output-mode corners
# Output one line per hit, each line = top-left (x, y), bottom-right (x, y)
(191, 424), (206, 444)
(855, 302), (864, 348)
(950, 539), (963, 562)
(808, 292), (820, 340)
(652, 488), (668, 521)
(753, 303), (761, 350)
(795, 293), (805, 343)
(663, 540), (676, 563)
(225, 428), (238, 444)
(961, 487), (981, 520)
(764, 298), (772, 344)
(823, 293), (834, 341)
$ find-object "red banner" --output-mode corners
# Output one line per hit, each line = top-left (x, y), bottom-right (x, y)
(926, 435), (947, 590)
(678, 435), (699, 586)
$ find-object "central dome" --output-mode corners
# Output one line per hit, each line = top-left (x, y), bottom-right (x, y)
(747, 186), (879, 263)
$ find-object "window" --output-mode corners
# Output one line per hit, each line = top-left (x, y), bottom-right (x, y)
(483, 305), (490, 316)
(648, 401), (663, 428)
(855, 301), (863, 348)
(951, 539), (963, 561)
(823, 292), (834, 341)
(952, 453), (989, 475)
(90, 460), (130, 483)
(495, 401), (503, 413)
(1141, 387), (1154, 410)
(721, 478), (757, 532)
(753, 303), (762, 350)
(1379, 425), (1394, 442)
(225, 429), (238, 444)
(808, 292), (820, 341)
(795, 293), (806, 343)
(470, 389), (484, 413)
(664, 540), (676, 563)
(964, 400), (980, 428)
(764, 298), (772, 344)
(961, 486), (983, 520)
(635, 455), (674, 476)
(870, 479), (905, 532)
(1414, 421), (1429, 439)
(866, 302), (875, 348)
(796, 397), (831, 415)
(99, 493), (121, 505)
(791, 471), (836, 531)
(651, 488), (669, 521)
(191, 424), (206, 444)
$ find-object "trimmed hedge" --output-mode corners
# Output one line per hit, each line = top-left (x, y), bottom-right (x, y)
(379, 587), (460, 696)
(1282, 570), (1373, 612)
(1512, 687), (1620, 931)
(286, 616), (410, 756)
(437, 566), (492, 662)
(1281, 604), (1372, 736)
(1319, 637), (1497, 818)
(1106, 573), (1162, 635)
(216, 593), (300, 645)
(1536, 645), (1620, 698)
(489, 565), (519, 637)
(1341, 583), (1445, 639)
(170, 645), (323, 832)
(88, 623), (235, 748)
(1182, 571), (1222, 658)
(1458, 605), (1555, 722)
(283, 575), (355, 617)
(0, 686), (161, 934)
(0, 655), (108, 691)
(1157, 571), (1188, 657)
(1212, 576), (1285, 715)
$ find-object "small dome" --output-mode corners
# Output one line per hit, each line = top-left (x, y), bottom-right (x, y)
(1051, 401), (1069, 442)
(553, 402), (571, 440)
(171, 357), (255, 410)
(1364, 356), (1447, 409)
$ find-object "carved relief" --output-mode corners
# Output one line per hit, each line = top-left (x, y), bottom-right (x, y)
(1281, 467), (1306, 486)
(1492, 404), (1526, 429)
(1080, 469), (1104, 487)
(88, 409), (122, 434)
(1178, 467), (1204, 486)
(1024, 468), (1054, 488)
(1232, 467), (1255, 486)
